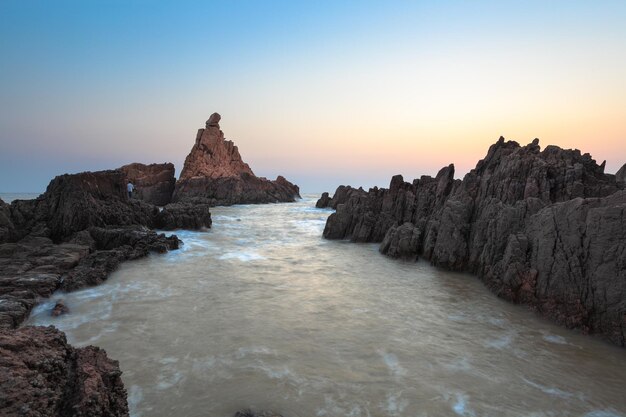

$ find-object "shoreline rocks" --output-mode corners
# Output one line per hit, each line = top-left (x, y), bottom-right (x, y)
(173, 113), (300, 205)
(0, 166), (208, 415)
(321, 137), (626, 346)
(0, 325), (129, 416)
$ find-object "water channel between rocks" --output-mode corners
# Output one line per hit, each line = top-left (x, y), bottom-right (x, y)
(27, 195), (626, 417)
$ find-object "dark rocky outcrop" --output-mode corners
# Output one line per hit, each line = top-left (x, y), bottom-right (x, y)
(617, 163), (626, 184)
(0, 325), (129, 416)
(155, 201), (213, 230)
(119, 162), (176, 206)
(322, 137), (626, 346)
(172, 113), (300, 206)
(315, 185), (367, 210)
(0, 227), (179, 329)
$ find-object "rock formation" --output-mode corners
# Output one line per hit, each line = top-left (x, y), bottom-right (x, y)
(119, 162), (176, 206)
(0, 166), (210, 414)
(172, 113), (300, 205)
(315, 185), (367, 209)
(617, 163), (626, 184)
(0, 326), (129, 416)
(322, 137), (626, 346)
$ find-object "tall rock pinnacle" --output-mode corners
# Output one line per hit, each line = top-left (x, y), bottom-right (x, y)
(173, 113), (300, 205)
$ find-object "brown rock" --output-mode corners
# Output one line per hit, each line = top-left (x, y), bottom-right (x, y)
(0, 326), (129, 416)
(206, 112), (221, 128)
(119, 162), (176, 206)
(173, 114), (300, 205)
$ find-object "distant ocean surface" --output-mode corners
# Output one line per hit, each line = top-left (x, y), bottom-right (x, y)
(0, 192), (41, 203)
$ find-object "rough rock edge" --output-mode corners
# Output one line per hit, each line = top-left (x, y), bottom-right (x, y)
(0, 325), (129, 416)
(322, 138), (626, 346)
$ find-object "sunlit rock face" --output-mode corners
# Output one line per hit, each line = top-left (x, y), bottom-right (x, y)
(322, 137), (626, 346)
(173, 113), (300, 206)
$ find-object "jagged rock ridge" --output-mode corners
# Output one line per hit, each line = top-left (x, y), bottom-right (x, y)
(322, 137), (626, 346)
(173, 113), (300, 205)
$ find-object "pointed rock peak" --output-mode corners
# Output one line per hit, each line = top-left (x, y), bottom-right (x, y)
(206, 112), (221, 128)
(532, 138), (540, 146)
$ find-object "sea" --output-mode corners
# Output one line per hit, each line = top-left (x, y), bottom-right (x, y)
(20, 194), (626, 417)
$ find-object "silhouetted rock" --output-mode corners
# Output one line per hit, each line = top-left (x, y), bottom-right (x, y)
(0, 325), (129, 416)
(62, 226), (180, 291)
(323, 137), (626, 346)
(119, 162), (176, 206)
(316, 192), (331, 208)
(617, 163), (626, 184)
(173, 114), (300, 205)
(316, 185), (367, 210)
(0, 226), (179, 327)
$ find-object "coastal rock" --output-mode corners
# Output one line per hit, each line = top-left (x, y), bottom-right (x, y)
(617, 163), (626, 184)
(156, 201), (212, 230)
(61, 226), (180, 291)
(0, 198), (15, 243)
(206, 112), (221, 128)
(323, 138), (626, 346)
(0, 325), (128, 416)
(379, 222), (421, 260)
(51, 300), (70, 316)
(316, 186), (367, 209)
(173, 114), (300, 205)
(119, 162), (176, 206)
(315, 192), (331, 208)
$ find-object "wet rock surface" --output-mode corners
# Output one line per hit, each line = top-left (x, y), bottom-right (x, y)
(322, 137), (626, 346)
(0, 325), (129, 416)
(0, 168), (203, 415)
(173, 114), (300, 205)
(119, 162), (176, 206)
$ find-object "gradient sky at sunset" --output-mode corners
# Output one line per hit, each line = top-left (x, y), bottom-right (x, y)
(1, 1), (625, 193)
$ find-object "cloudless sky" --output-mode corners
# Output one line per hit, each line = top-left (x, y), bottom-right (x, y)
(1, 0), (625, 193)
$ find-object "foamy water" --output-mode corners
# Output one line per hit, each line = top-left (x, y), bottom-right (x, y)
(26, 195), (626, 417)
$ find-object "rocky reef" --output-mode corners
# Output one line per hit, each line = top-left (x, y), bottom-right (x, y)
(322, 137), (626, 346)
(0, 167), (212, 415)
(173, 113), (300, 205)
(0, 325), (129, 416)
(119, 162), (176, 206)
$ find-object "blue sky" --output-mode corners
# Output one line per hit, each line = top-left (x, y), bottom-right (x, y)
(1, 1), (625, 193)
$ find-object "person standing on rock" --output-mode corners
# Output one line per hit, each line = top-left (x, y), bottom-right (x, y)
(127, 181), (135, 199)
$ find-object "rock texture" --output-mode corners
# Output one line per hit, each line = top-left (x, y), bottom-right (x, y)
(322, 137), (626, 346)
(617, 163), (626, 184)
(119, 162), (176, 206)
(0, 325), (129, 416)
(173, 113), (300, 205)
(315, 185), (366, 210)
(0, 166), (211, 414)
(0, 227), (179, 329)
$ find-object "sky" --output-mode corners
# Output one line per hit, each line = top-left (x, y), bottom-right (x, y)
(1, 1), (625, 193)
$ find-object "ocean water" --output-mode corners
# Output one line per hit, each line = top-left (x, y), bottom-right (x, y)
(26, 195), (626, 417)
(0, 192), (41, 203)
